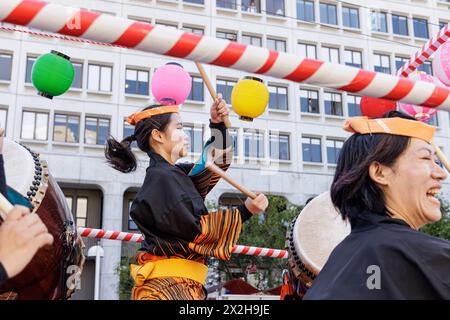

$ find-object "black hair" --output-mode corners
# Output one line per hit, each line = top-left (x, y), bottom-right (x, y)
(331, 110), (417, 223)
(104, 104), (173, 173)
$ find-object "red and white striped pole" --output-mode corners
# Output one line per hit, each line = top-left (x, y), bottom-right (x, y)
(1, 0), (450, 110)
(78, 227), (288, 259)
(397, 23), (450, 77)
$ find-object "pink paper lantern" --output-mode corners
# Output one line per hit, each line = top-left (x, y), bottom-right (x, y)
(398, 71), (444, 122)
(151, 62), (192, 105)
(433, 42), (450, 86)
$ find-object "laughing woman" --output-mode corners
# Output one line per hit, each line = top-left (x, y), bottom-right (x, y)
(105, 95), (268, 300)
(304, 111), (450, 300)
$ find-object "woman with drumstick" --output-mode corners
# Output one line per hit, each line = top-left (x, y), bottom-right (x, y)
(104, 95), (268, 300)
(304, 111), (450, 299)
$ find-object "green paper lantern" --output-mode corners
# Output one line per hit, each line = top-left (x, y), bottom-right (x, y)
(31, 50), (75, 99)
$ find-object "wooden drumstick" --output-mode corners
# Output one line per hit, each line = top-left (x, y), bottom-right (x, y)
(205, 161), (257, 199)
(430, 141), (450, 173)
(195, 62), (232, 129)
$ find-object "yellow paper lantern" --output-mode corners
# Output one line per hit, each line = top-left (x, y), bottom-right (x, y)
(231, 76), (269, 121)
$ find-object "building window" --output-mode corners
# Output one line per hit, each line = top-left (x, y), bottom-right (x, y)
(0, 108), (7, 131)
(85, 116), (110, 145)
(270, 133), (290, 160)
(75, 197), (88, 228)
(242, 0), (261, 13)
(125, 68), (149, 96)
(155, 21), (178, 29)
(25, 56), (36, 83)
(300, 89), (319, 113)
(326, 139), (344, 164)
(184, 0), (205, 5)
(123, 119), (137, 148)
(182, 25), (204, 35)
(322, 46), (340, 63)
(427, 113), (439, 127)
(53, 114), (80, 143)
(216, 78), (237, 103)
(242, 34), (262, 47)
(88, 64), (112, 92)
(344, 49), (362, 68)
(418, 61), (433, 75)
(302, 136), (322, 163)
(342, 7), (359, 29)
(395, 56), (408, 72)
(266, 0), (285, 16)
(244, 130), (264, 158)
(217, 0), (237, 10)
(187, 76), (204, 101)
(371, 11), (387, 33)
(298, 43), (317, 59)
(392, 14), (408, 36)
(128, 200), (138, 231)
(267, 38), (286, 52)
(320, 3), (337, 25)
(439, 21), (447, 30)
(21, 110), (48, 140)
(374, 53), (391, 74)
(347, 95), (361, 117)
(413, 18), (429, 39)
(184, 125), (203, 154)
(324, 92), (343, 116)
(297, 0), (314, 22)
(0, 53), (12, 81)
(269, 85), (288, 111)
(216, 30), (238, 42)
(72, 62), (83, 89)
(229, 128), (238, 156)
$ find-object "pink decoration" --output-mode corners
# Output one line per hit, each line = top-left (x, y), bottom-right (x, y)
(151, 62), (192, 105)
(433, 41), (450, 86)
(398, 72), (445, 122)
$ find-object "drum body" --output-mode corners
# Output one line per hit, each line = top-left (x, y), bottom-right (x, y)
(0, 139), (84, 299)
(286, 192), (350, 287)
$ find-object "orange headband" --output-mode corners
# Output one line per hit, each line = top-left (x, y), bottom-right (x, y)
(344, 116), (436, 143)
(127, 105), (179, 125)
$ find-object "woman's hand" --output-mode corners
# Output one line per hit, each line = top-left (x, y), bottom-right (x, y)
(244, 192), (269, 215)
(210, 93), (229, 124)
(0, 206), (54, 278)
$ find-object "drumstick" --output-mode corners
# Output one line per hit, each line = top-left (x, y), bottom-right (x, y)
(195, 62), (232, 129)
(205, 161), (257, 199)
(0, 192), (14, 220)
(430, 141), (450, 173)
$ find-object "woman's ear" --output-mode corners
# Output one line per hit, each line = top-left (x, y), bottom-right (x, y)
(368, 162), (392, 186)
(150, 129), (164, 145)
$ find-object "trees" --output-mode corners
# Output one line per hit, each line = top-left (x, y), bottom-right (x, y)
(218, 195), (301, 289)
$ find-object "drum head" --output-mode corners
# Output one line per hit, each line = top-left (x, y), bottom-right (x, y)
(292, 192), (350, 275)
(2, 139), (35, 197)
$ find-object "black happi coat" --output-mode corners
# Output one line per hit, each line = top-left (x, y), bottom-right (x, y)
(130, 121), (252, 261)
(304, 213), (450, 300)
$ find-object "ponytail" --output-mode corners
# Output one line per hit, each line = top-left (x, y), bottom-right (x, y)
(105, 134), (137, 173)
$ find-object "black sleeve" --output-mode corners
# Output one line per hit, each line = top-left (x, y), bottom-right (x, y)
(0, 262), (8, 286)
(237, 203), (253, 222)
(0, 155), (7, 198)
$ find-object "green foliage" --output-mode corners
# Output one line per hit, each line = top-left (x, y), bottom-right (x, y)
(219, 195), (302, 289)
(421, 195), (450, 241)
(117, 255), (135, 300)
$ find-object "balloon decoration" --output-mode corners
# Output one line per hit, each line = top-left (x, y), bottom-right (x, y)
(359, 96), (396, 119)
(398, 71), (445, 122)
(31, 50), (74, 99)
(433, 41), (450, 86)
(151, 62), (192, 105)
(231, 76), (269, 121)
